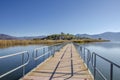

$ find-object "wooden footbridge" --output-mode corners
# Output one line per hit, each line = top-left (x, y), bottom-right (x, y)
(21, 43), (93, 80)
(1, 43), (120, 80)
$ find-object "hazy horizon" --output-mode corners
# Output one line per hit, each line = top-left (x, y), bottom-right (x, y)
(1, 31), (120, 37)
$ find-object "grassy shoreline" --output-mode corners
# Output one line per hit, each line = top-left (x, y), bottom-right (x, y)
(0, 39), (109, 48)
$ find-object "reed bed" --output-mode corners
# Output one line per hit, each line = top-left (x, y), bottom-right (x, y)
(0, 39), (109, 48)
(0, 40), (67, 48)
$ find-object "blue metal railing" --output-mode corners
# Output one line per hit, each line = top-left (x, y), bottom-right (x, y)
(0, 43), (66, 79)
(74, 43), (120, 80)
(0, 51), (30, 78)
(33, 43), (66, 66)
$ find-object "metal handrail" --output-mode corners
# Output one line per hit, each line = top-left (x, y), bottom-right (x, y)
(92, 52), (120, 80)
(34, 46), (48, 51)
(0, 43), (66, 79)
(33, 43), (66, 64)
(33, 46), (48, 60)
(34, 49), (53, 61)
(74, 43), (120, 80)
(93, 52), (120, 68)
(0, 51), (30, 78)
(33, 46), (53, 61)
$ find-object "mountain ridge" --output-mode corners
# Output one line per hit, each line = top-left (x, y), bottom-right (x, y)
(76, 32), (120, 41)
(0, 34), (17, 40)
(0, 34), (46, 40)
(0, 32), (120, 41)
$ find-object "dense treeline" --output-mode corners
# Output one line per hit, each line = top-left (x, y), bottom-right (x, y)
(34, 32), (93, 40)
(46, 34), (75, 40)
(37, 32), (76, 40)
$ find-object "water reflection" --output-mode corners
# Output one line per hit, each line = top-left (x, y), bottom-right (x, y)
(79, 41), (120, 80)
(83, 42), (120, 65)
(84, 41), (120, 48)
(0, 44), (47, 80)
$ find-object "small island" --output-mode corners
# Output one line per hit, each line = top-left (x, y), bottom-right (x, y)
(0, 32), (110, 48)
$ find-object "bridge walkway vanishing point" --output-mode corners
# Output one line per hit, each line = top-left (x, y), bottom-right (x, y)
(21, 43), (93, 80)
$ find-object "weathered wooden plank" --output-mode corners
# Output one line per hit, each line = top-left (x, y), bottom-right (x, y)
(21, 43), (93, 80)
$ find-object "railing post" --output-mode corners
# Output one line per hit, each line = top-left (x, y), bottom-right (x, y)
(52, 46), (55, 57)
(53, 46), (55, 55)
(43, 48), (45, 61)
(87, 50), (90, 68)
(84, 48), (85, 62)
(80, 47), (82, 54)
(110, 64), (113, 80)
(48, 47), (50, 57)
(81, 47), (83, 58)
(35, 50), (38, 66)
(94, 54), (96, 80)
(79, 46), (82, 54)
(92, 54), (93, 66)
(22, 53), (25, 76)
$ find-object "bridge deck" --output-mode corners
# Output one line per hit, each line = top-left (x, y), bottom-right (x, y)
(21, 43), (93, 80)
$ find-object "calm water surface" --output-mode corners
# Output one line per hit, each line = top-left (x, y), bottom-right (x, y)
(83, 41), (120, 80)
(0, 45), (48, 80)
(0, 42), (120, 80)
(84, 41), (120, 65)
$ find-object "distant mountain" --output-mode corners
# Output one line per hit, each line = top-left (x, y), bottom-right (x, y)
(0, 34), (46, 40)
(0, 34), (17, 40)
(76, 32), (120, 41)
(18, 36), (46, 40)
(1, 32), (120, 41)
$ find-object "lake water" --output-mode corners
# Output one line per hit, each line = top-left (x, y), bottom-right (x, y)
(0, 42), (120, 80)
(82, 41), (120, 80)
(0, 45), (49, 80)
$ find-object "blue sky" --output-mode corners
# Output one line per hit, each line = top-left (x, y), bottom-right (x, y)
(0, 0), (120, 36)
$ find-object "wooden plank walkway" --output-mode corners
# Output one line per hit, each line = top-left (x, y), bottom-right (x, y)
(21, 43), (93, 80)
